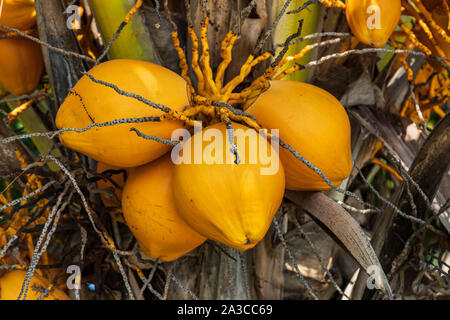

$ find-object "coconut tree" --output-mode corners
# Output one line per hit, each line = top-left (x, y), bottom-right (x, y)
(0, 0), (448, 300)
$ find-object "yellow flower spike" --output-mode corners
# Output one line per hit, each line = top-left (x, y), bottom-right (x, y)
(219, 31), (234, 61)
(401, 58), (414, 81)
(129, 264), (145, 279)
(228, 93), (243, 101)
(221, 55), (255, 96)
(15, 150), (27, 169)
(371, 140), (384, 159)
(123, 0), (144, 24)
(215, 31), (238, 90)
(442, 0), (450, 30)
(8, 84), (50, 123)
(192, 95), (211, 105)
(372, 158), (403, 181)
(188, 27), (206, 95)
(26, 234), (35, 261)
(0, 193), (12, 215)
(399, 22), (433, 55)
(182, 106), (203, 117)
(433, 106), (446, 118)
(226, 112), (262, 131)
(403, 2), (447, 58)
(389, 35), (414, 82)
(16, 148), (47, 209)
(412, 0), (450, 44)
(274, 63), (302, 80)
(273, 46), (312, 79)
(234, 76), (265, 102)
(171, 31), (193, 88)
(321, 0), (346, 9)
(183, 105), (215, 118)
(417, 18), (447, 57)
(104, 233), (116, 250)
(262, 44), (312, 82)
(199, 17), (221, 98)
(422, 95), (449, 110)
(46, 283), (55, 293)
(222, 52), (272, 101)
(0, 193), (8, 206)
(239, 79), (272, 110)
(162, 110), (196, 127)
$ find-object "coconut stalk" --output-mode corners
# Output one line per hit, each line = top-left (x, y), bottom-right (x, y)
(88, 0), (156, 61)
(270, 0), (322, 82)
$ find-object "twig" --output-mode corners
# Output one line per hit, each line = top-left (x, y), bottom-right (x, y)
(138, 260), (160, 299)
(0, 181), (57, 214)
(95, 0), (144, 64)
(83, 72), (172, 112)
(304, 48), (450, 72)
(162, 262), (175, 300)
(41, 155), (135, 299)
(0, 25), (95, 63)
(130, 128), (179, 146)
(0, 116), (161, 145)
(336, 201), (380, 215)
(0, 92), (50, 105)
(291, 215), (350, 299)
(272, 19), (304, 67)
(272, 216), (319, 300)
(253, 0), (294, 54)
(170, 273), (199, 300)
(356, 167), (445, 236)
(18, 184), (71, 300)
(274, 32), (351, 49)
(410, 86), (428, 132)
(287, 0), (319, 15)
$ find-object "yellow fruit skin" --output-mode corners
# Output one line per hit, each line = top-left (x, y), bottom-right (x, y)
(0, 270), (70, 300)
(0, 37), (43, 96)
(55, 59), (189, 168)
(346, 0), (401, 48)
(97, 162), (126, 223)
(122, 154), (206, 262)
(0, 0), (36, 30)
(172, 123), (285, 251)
(247, 80), (352, 191)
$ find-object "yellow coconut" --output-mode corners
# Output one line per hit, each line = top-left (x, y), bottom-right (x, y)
(0, 270), (70, 300)
(122, 154), (206, 261)
(0, 37), (43, 96)
(172, 122), (285, 251)
(55, 59), (189, 168)
(246, 80), (352, 191)
(346, 0), (401, 48)
(0, 0), (36, 30)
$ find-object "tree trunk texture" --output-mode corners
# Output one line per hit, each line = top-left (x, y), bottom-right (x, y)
(35, 0), (87, 116)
